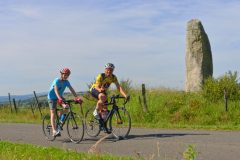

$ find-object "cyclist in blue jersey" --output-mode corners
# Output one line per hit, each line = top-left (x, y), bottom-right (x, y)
(48, 68), (82, 136)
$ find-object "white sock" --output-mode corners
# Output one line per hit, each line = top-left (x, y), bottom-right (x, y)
(93, 109), (98, 116)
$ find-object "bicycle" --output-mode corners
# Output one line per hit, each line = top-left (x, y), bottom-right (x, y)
(85, 95), (131, 140)
(42, 100), (84, 143)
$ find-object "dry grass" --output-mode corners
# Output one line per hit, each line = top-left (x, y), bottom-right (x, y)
(88, 134), (110, 154)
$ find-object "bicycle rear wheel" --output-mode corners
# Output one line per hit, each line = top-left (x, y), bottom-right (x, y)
(109, 107), (131, 139)
(85, 107), (100, 137)
(67, 113), (84, 143)
(42, 114), (55, 141)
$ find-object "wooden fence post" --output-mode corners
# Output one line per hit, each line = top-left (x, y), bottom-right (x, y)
(33, 91), (42, 117)
(12, 98), (17, 113)
(30, 104), (35, 116)
(141, 84), (148, 112)
(8, 93), (13, 113)
(224, 88), (228, 112)
(138, 95), (143, 111)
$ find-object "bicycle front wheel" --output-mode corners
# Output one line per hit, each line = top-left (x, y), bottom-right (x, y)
(66, 113), (84, 143)
(109, 107), (131, 139)
(85, 107), (100, 137)
(42, 114), (55, 141)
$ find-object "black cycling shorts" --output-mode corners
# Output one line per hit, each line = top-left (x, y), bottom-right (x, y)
(90, 88), (107, 100)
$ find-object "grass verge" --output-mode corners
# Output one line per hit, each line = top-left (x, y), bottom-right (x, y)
(0, 141), (134, 160)
(1, 88), (240, 130)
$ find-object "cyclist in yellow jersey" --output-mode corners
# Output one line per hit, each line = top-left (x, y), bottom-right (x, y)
(90, 63), (128, 121)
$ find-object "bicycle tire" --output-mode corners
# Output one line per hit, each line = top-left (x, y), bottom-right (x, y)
(66, 113), (84, 143)
(42, 114), (56, 141)
(85, 107), (101, 137)
(109, 107), (131, 139)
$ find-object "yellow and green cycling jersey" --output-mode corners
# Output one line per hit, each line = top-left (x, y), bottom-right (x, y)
(90, 73), (118, 91)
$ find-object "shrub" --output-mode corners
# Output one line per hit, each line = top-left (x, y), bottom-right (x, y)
(183, 145), (198, 160)
(202, 71), (240, 102)
(111, 78), (132, 95)
(119, 78), (132, 93)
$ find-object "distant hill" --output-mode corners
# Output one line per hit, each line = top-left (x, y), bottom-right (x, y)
(0, 92), (47, 104)
(0, 91), (87, 104)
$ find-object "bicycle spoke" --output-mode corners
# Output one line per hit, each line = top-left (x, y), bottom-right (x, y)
(109, 108), (131, 139)
(42, 114), (56, 141)
(85, 107), (101, 137)
(67, 114), (84, 143)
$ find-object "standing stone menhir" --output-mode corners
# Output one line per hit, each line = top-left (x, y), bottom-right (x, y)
(185, 19), (213, 92)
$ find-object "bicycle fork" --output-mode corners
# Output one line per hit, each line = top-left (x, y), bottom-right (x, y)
(110, 108), (124, 140)
(114, 107), (123, 124)
(69, 113), (79, 130)
(97, 117), (109, 133)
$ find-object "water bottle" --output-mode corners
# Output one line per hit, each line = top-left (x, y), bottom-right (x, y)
(60, 114), (66, 122)
(57, 124), (62, 131)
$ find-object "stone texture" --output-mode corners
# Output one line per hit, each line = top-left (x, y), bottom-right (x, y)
(185, 19), (213, 92)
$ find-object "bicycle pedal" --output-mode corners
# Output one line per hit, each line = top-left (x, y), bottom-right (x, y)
(72, 126), (78, 129)
(102, 127), (111, 134)
(55, 133), (61, 137)
(104, 129), (112, 134)
(53, 131), (61, 137)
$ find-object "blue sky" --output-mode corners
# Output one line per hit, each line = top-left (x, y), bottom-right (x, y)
(0, 0), (240, 96)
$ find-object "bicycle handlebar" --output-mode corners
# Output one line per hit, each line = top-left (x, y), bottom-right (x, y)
(62, 99), (82, 105)
(106, 94), (130, 105)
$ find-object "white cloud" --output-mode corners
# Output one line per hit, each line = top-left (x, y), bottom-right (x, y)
(11, 7), (41, 19)
(0, 0), (240, 95)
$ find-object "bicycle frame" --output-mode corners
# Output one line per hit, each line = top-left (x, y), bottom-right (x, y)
(102, 95), (128, 125)
(85, 94), (130, 139)
(55, 100), (78, 127)
(43, 99), (84, 143)
(103, 105), (120, 122)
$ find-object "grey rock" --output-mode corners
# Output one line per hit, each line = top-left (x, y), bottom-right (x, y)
(185, 19), (213, 92)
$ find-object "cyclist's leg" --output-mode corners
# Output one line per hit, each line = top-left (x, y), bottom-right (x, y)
(49, 100), (60, 136)
(97, 94), (112, 133)
(90, 89), (110, 133)
(58, 97), (69, 119)
(90, 88), (105, 118)
(97, 93), (107, 111)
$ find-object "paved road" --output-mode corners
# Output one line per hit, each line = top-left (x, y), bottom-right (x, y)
(0, 123), (240, 160)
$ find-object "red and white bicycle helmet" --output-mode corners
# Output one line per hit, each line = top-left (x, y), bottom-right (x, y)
(60, 68), (71, 75)
(104, 63), (115, 70)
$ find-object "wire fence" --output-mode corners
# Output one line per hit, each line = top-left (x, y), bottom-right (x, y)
(0, 91), (49, 116)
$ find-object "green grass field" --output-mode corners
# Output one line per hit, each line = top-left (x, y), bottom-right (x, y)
(0, 141), (134, 160)
(1, 88), (227, 160)
(1, 88), (240, 130)
(0, 140), (197, 160)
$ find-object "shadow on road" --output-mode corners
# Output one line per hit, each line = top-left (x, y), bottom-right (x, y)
(127, 133), (210, 140)
(54, 133), (210, 144)
(59, 136), (118, 144)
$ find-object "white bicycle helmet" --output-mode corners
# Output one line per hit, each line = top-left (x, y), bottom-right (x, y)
(105, 63), (115, 70)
